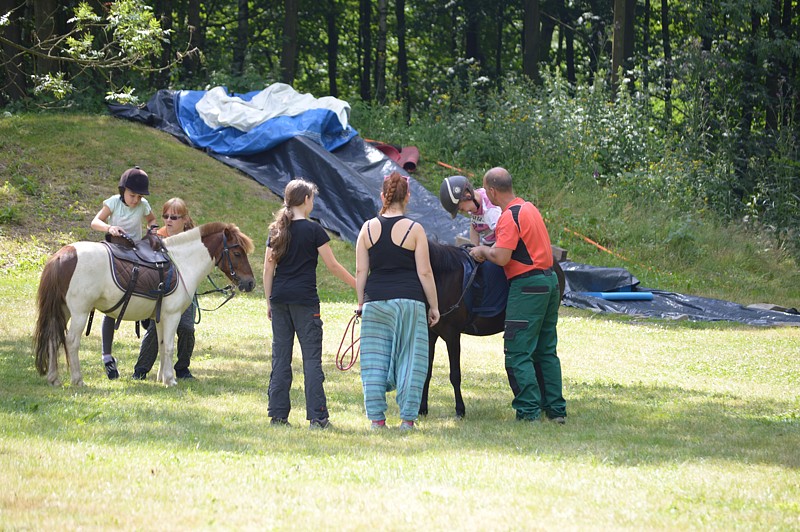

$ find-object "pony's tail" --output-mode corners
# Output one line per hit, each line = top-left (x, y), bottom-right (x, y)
(33, 246), (76, 375)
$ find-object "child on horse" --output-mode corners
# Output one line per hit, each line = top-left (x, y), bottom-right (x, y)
(263, 178), (356, 429)
(439, 175), (501, 246)
(90, 166), (157, 379)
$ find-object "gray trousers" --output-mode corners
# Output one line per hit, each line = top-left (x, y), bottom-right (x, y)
(268, 302), (328, 421)
(135, 302), (196, 375)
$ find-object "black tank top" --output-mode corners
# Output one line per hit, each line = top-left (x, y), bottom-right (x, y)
(363, 215), (426, 304)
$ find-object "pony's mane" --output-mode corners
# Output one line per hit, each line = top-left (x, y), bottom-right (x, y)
(199, 222), (255, 254)
(427, 239), (466, 274)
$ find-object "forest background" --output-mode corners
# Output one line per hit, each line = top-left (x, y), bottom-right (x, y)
(1, 0), (799, 300)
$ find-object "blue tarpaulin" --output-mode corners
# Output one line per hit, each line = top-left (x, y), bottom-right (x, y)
(173, 89), (358, 156)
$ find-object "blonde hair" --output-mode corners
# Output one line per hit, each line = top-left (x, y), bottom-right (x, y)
(162, 197), (195, 231)
(380, 172), (409, 215)
(268, 178), (318, 264)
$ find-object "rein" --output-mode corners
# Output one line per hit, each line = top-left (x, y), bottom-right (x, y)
(335, 312), (361, 371)
(193, 275), (236, 324)
(194, 231), (241, 323)
(439, 248), (480, 319)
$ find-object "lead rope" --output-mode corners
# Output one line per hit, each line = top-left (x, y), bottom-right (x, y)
(335, 312), (361, 371)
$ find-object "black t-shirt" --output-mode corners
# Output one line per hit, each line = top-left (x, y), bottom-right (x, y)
(269, 219), (330, 305)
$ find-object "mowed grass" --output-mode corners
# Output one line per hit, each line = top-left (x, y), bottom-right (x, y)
(1, 269), (799, 529)
(1, 114), (799, 529)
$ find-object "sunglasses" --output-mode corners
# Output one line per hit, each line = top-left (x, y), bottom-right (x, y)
(162, 214), (183, 220)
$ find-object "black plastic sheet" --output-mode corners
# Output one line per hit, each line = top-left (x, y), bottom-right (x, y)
(560, 261), (800, 326)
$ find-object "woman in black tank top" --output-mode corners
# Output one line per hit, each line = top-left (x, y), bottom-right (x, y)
(355, 172), (440, 431)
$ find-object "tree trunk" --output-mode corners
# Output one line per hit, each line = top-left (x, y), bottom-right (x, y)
(464, 0), (483, 66)
(396, 0), (410, 123)
(232, 0), (249, 78)
(326, 0), (339, 97)
(450, 2), (458, 60)
(611, 0), (626, 90)
(642, 0), (650, 91)
(522, 0), (540, 83)
(624, 0), (636, 93)
(540, 7), (556, 66)
(660, 0), (672, 124)
(32, 0), (59, 76)
(764, 0), (788, 133)
(495, 0), (505, 79)
(0, 0), (27, 102)
(375, 0), (387, 104)
(154, 0), (173, 87)
(562, 1), (576, 85)
(359, 0), (372, 101)
(280, 0), (299, 85)
(185, 0), (205, 79)
(587, 0), (605, 83)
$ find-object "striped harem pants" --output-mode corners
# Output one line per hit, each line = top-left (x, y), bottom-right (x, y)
(360, 298), (429, 422)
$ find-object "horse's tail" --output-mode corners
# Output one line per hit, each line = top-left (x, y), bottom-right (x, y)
(34, 246), (77, 375)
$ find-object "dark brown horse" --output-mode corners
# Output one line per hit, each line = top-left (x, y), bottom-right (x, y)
(423, 240), (564, 417)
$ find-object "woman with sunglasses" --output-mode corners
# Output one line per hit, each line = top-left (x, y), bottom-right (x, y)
(132, 198), (198, 380)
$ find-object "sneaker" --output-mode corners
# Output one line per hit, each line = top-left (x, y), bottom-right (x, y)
(309, 418), (332, 430)
(370, 420), (387, 430)
(131, 371), (147, 380)
(549, 416), (566, 425)
(176, 370), (195, 380)
(270, 417), (291, 427)
(104, 357), (119, 380)
(399, 420), (416, 431)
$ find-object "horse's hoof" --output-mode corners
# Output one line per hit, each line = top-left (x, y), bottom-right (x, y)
(165, 378), (177, 387)
(455, 413), (465, 420)
(48, 378), (61, 387)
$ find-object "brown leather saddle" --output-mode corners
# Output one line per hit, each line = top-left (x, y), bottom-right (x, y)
(98, 233), (179, 330)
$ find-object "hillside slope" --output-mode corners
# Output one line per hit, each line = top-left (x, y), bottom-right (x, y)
(1, 113), (797, 309)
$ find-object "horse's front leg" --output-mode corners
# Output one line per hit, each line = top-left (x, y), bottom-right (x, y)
(155, 315), (179, 386)
(64, 311), (87, 387)
(443, 334), (465, 418)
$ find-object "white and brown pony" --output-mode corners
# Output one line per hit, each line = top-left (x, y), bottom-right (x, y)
(34, 222), (256, 387)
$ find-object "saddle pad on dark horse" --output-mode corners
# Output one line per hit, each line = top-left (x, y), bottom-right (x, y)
(453, 248), (508, 318)
(470, 261), (509, 317)
(102, 243), (179, 299)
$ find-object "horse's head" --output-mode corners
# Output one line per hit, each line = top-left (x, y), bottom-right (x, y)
(200, 223), (256, 292)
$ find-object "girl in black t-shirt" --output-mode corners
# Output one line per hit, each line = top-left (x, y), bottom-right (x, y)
(263, 178), (356, 429)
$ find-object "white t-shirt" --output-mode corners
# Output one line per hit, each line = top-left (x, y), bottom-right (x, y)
(103, 195), (152, 240)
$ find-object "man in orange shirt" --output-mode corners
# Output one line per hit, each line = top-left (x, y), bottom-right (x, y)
(469, 167), (566, 424)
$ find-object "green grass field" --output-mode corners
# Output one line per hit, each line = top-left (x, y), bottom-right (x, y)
(1, 114), (799, 529)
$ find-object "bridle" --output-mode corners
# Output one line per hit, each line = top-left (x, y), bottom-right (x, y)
(215, 231), (244, 286)
(194, 231), (242, 322)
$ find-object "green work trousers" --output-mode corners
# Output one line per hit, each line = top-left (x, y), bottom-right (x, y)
(504, 272), (566, 420)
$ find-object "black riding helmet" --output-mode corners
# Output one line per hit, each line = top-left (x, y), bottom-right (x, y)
(439, 175), (473, 218)
(118, 166), (150, 198)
